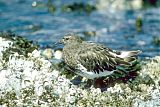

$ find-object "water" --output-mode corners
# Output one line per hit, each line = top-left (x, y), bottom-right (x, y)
(0, 0), (160, 58)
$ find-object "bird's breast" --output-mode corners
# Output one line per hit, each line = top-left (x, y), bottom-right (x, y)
(63, 45), (80, 67)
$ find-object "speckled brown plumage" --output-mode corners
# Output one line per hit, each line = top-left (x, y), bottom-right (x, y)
(60, 33), (141, 79)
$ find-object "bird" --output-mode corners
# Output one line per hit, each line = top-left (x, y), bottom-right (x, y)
(59, 33), (141, 82)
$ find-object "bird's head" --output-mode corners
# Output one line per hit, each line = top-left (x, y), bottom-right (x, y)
(59, 34), (83, 45)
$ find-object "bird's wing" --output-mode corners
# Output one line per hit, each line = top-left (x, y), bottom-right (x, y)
(76, 42), (131, 74)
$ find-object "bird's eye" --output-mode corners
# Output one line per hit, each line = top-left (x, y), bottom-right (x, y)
(65, 38), (69, 40)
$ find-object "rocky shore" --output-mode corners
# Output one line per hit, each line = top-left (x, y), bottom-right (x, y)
(0, 33), (160, 107)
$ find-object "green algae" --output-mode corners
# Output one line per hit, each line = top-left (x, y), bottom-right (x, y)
(136, 17), (143, 32)
(152, 36), (160, 46)
(61, 3), (96, 14)
(0, 90), (17, 107)
(0, 32), (38, 62)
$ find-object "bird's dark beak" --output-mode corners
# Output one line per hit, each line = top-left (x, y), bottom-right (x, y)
(58, 39), (63, 44)
(52, 38), (64, 48)
(53, 39), (63, 46)
(53, 41), (61, 46)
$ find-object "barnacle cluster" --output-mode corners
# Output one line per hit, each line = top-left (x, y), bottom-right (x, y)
(0, 33), (160, 106)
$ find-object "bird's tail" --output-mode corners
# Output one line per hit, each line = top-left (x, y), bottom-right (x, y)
(118, 50), (141, 58)
(110, 50), (141, 82)
(119, 50), (141, 62)
(103, 60), (141, 85)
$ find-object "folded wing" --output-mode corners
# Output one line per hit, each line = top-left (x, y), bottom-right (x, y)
(76, 43), (136, 74)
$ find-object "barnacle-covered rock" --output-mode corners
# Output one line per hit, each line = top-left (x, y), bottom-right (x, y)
(0, 32), (160, 107)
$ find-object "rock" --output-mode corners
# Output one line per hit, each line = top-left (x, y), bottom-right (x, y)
(0, 33), (160, 106)
(54, 49), (63, 60)
(42, 48), (53, 59)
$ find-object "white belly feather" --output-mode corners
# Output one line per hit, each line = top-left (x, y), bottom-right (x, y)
(76, 64), (115, 79)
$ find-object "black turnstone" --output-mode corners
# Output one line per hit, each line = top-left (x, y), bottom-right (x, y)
(59, 34), (141, 80)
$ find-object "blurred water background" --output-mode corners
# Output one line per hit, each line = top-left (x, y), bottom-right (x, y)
(0, 0), (160, 58)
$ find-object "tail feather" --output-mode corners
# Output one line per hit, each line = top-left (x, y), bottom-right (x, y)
(114, 60), (141, 78)
(103, 50), (141, 84)
(119, 50), (141, 65)
(119, 50), (142, 58)
(103, 62), (140, 85)
(124, 57), (136, 62)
